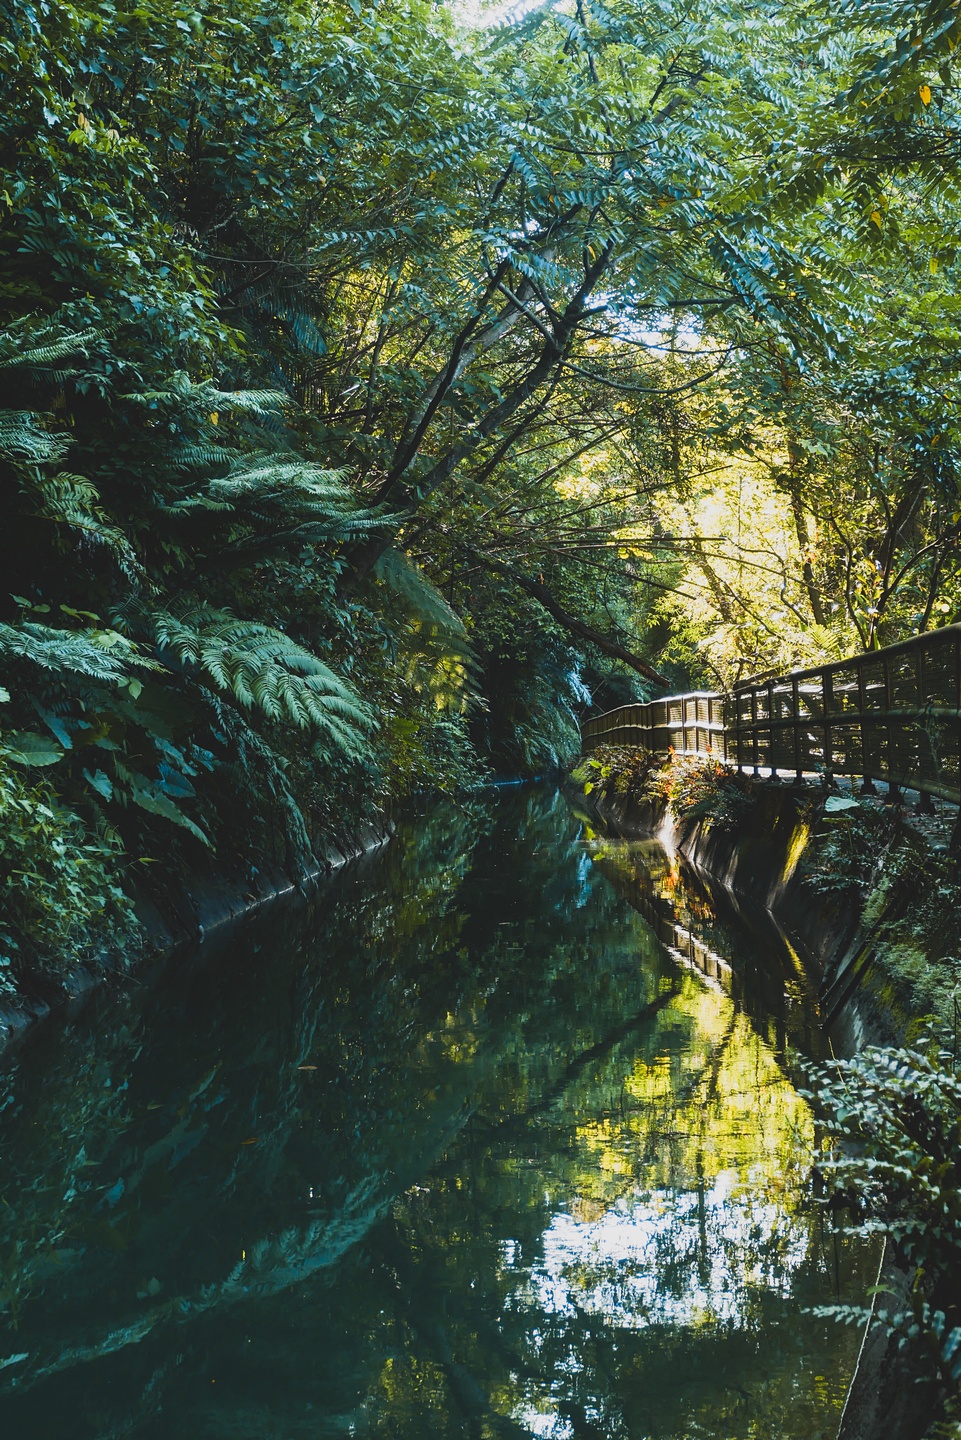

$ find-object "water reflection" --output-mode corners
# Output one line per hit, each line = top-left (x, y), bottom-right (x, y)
(0, 788), (867, 1438)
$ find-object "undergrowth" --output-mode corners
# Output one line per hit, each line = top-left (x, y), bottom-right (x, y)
(0, 739), (138, 991)
(806, 1029), (961, 1437)
(573, 745), (756, 830)
(802, 801), (901, 898)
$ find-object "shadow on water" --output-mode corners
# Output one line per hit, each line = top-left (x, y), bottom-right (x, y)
(0, 787), (871, 1439)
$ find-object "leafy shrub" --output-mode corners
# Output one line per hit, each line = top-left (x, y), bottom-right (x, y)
(654, 750), (755, 828)
(802, 800), (901, 898)
(574, 746), (755, 829)
(806, 1034), (961, 1427)
(571, 744), (654, 799)
(0, 739), (138, 985)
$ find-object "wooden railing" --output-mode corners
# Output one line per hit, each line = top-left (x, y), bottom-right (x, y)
(581, 624), (961, 804)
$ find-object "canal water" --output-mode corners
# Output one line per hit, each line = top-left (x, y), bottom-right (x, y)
(0, 787), (869, 1439)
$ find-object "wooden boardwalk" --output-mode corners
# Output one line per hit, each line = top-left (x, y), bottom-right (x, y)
(582, 624), (961, 805)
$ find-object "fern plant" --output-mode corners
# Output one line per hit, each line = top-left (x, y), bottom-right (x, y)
(152, 604), (375, 756)
(806, 1034), (961, 1427)
(0, 620), (149, 685)
(29, 474), (142, 579)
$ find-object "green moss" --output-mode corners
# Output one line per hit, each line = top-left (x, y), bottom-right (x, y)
(869, 939), (961, 1034)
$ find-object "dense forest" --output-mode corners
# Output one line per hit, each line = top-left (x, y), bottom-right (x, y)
(3, 0), (961, 980)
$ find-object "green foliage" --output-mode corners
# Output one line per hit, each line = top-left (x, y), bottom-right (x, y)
(6, 0), (961, 981)
(0, 735), (136, 980)
(573, 743), (655, 800)
(807, 1032), (961, 1425)
(654, 752), (755, 828)
(152, 605), (374, 751)
(803, 800), (900, 897)
(575, 744), (755, 829)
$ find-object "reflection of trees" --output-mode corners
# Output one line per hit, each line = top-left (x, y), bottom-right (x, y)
(0, 789), (867, 1439)
(587, 832), (826, 1066)
(358, 969), (867, 1440)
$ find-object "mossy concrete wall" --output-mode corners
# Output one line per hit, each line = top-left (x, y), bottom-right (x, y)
(0, 818), (393, 1054)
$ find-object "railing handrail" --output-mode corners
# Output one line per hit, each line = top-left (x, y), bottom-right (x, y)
(581, 622), (961, 804)
(734, 622), (961, 689)
(586, 690), (720, 726)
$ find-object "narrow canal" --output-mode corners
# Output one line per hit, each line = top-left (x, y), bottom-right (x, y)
(0, 787), (870, 1439)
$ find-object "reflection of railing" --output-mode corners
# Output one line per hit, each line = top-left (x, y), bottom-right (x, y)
(582, 624), (961, 804)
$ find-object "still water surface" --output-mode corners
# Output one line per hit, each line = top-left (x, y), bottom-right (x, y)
(0, 788), (868, 1438)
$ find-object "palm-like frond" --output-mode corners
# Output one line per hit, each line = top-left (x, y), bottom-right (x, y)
(373, 548), (478, 711)
(169, 442), (239, 473)
(30, 474), (142, 578)
(0, 622), (150, 684)
(0, 323), (98, 373)
(163, 455), (387, 549)
(0, 410), (71, 466)
(168, 457), (355, 512)
(199, 689), (318, 878)
(125, 373), (288, 421)
(374, 546), (470, 648)
(153, 605), (374, 753)
(206, 458), (353, 504)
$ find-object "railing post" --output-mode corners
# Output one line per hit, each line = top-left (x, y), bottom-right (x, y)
(792, 674), (802, 780)
(917, 646), (935, 812)
(883, 652), (901, 803)
(822, 668), (833, 786)
(768, 679), (777, 780)
(857, 658), (876, 794)
(751, 687), (760, 776)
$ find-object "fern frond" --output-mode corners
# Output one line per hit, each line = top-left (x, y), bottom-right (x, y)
(30, 474), (142, 579)
(373, 548), (478, 710)
(169, 442), (238, 472)
(374, 546), (469, 643)
(0, 621), (151, 684)
(209, 458), (353, 499)
(163, 455), (386, 545)
(125, 372), (288, 420)
(0, 324), (98, 373)
(152, 605), (374, 750)
(0, 410), (71, 466)
(198, 687), (318, 878)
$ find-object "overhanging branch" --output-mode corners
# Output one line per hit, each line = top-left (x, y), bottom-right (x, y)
(461, 552), (668, 687)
